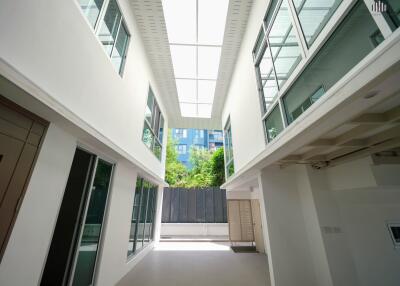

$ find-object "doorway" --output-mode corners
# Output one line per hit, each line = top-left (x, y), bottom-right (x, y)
(41, 148), (114, 286)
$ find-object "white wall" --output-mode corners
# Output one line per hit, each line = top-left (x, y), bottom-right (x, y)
(0, 124), (77, 286)
(0, 0), (167, 179)
(221, 0), (267, 171)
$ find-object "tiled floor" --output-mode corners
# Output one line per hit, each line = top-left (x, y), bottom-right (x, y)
(117, 241), (271, 286)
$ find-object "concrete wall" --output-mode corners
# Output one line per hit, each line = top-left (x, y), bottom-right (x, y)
(161, 223), (228, 237)
(0, 0), (167, 179)
(258, 157), (400, 286)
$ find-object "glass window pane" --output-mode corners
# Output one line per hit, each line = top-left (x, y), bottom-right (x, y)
(293, 0), (342, 47)
(111, 22), (129, 74)
(153, 140), (162, 160)
(97, 0), (122, 55)
(79, 0), (104, 28)
(265, 105), (284, 141)
(72, 160), (113, 286)
(137, 184), (149, 249)
(283, 1), (380, 124)
(158, 115), (164, 143)
(384, 0), (400, 29)
(268, 0), (302, 89)
(253, 27), (265, 58)
(127, 178), (142, 257)
(258, 46), (278, 111)
(145, 89), (154, 124)
(142, 122), (154, 148)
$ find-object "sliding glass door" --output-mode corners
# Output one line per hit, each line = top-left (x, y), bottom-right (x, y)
(71, 159), (113, 286)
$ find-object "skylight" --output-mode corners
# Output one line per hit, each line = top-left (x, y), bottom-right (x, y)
(163, 0), (229, 118)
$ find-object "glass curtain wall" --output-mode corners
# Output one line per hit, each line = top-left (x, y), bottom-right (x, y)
(143, 87), (164, 160)
(253, 0), (390, 143)
(127, 177), (158, 258)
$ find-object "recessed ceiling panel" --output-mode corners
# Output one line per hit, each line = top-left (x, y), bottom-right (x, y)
(163, 0), (196, 44)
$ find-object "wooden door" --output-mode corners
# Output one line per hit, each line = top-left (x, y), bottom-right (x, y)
(227, 200), (254, 242)
(227, 200), (241, 241)
(251, 199), (265, 253)
(0, 96), (47, 262)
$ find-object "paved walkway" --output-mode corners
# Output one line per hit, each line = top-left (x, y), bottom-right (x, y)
(117, 241), (271, 286)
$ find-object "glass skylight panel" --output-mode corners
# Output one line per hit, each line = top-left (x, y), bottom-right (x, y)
(163, 0), (229, 117)
(198, 0), (229, 45)
(180, 103), (197, 117)
(163, 0), (196, 44)
(197, 104), (212, 118)
(198, 47), (221, 79)
(176, 79), (197, 103)
(198, 80), (216, 103)
(170, 45), (197, 78)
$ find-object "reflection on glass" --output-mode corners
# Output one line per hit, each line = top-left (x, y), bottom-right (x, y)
(293, 0), (342, 47)
(224, 121), (234, 178)
(137, 184), (149, 250)
(384, 0), (400, 30)
(97, 0), (122, 55)
(253, 28), (265, 58)
(72, 160), (113, 286)
(265, 105), (284, 141)
(111, 22), (129, 73)
(259, 45), (278, 111)
(153, 141), (162, 160)
(142, 122), (154, 148)
(79, 0), (104, 28)
(127, 179), (142, 257)
(158, 115), (164, 143)
(145, 90), (154, 124)
(268, 0), (302, 89)
(283, 1), (380, 124)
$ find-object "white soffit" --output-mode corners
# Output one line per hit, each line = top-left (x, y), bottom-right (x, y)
(130, 0), (253, 129)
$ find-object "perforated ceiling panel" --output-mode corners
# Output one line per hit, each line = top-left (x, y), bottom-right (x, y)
(130, 0), (253, 129)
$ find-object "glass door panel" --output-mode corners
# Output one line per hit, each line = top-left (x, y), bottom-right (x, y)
(71, 159), (113, 286)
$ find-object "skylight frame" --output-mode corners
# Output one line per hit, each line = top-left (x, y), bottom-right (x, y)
(163, 0), (229, 118)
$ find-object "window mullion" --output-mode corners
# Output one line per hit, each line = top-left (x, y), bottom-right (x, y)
(111, 16), (123, 57)
(286, 0), (308, 58)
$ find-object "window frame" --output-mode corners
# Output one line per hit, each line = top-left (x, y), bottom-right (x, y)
(76, 0), (131, 76)
(253, 0), (395, 144)
(224, 117), (235, 179)
(142, 86), (164, 160)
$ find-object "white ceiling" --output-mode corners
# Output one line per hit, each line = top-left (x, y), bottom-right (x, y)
(130, 0), (253, 129)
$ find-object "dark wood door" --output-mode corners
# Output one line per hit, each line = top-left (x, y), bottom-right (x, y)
(0, 96), (47, 262)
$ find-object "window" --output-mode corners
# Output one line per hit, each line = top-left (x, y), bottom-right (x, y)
(293, 0), (342, 47)
(194, 129), (204, 138)
(383, 0), (400, 30)
(224, 118), (234, 178)
(388, 223), (400, 248)
(265, 105), (284, 141)
(142, 87), (164, 160)
(78, 0), (130, 75)
(283, 1), (381, 124)
(176, 144), (187, 154)
(127, 177), (158, 258)
(253, 0), (386, 143)
(175, 128), (188, 139)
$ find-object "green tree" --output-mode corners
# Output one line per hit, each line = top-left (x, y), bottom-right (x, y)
(210, 147), (225, 186)
(165, 130), (188, 187)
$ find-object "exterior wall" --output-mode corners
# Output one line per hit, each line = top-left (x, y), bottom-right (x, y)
(0, 0), (168, 284)
(0, 0), (167, 178)
(0, 124), (77, 286)
(221, 0), (268, 172)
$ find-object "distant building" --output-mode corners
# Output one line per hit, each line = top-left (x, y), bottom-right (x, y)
(171, 128), (223, 168)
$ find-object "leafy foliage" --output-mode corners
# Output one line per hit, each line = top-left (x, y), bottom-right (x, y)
(165, 129), (225, 188)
